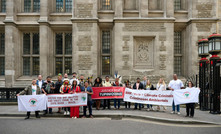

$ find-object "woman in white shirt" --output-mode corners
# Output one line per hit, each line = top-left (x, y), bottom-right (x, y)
(156, 78), (166, 112)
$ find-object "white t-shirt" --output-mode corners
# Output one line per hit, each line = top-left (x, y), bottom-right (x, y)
(38, 80), (42, 90)
(168, 79), (184, 90)
(156, 83), (166, 91)
(32, 85), (37, 95)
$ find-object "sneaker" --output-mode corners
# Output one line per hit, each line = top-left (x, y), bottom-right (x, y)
(147, 108), (150, 111)
(67, 111), (70, 115)
(74, 116), (77, 119)
(171, 111), (175, 114)
(64, 111), (67, 115)
(177, 112), (181, 115)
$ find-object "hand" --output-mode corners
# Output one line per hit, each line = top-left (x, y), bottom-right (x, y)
(171, 89), (174, 91)
(16, 94), (19, 96)
(44, 92), (47, 95)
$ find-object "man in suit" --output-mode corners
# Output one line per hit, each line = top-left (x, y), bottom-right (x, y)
(36, 75), (44, 93)
(17, 79), (41, 120)
(133, 78), (144, 110)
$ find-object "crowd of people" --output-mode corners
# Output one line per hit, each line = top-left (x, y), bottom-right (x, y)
(17, 72), (198, 120)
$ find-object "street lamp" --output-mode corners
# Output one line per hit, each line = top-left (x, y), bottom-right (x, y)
(198, 39), (209, 110)
(208, 33), (221, 114)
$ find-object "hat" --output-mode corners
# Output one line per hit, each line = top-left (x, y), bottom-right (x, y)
(63, 78), (69, 82)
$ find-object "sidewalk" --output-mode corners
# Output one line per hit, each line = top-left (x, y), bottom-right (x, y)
(0, 105), (220, 125)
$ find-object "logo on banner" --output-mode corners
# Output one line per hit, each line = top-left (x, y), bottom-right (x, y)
(82, 96), (86, 102)
(183, 91), (191, 99)
(29, 98), (38, 107)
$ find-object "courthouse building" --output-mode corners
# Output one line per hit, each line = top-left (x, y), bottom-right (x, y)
(0, 0), (220, 93)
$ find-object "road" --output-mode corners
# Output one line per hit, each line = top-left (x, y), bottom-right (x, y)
(0, 117), (220, 134)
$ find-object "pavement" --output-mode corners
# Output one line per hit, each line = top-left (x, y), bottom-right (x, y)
(0, 105), (221, 125)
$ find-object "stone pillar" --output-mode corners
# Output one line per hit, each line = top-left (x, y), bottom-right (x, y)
(114, 0), (123, 18)
(166, 0), (174, 18)
(140, 0), (148, 17)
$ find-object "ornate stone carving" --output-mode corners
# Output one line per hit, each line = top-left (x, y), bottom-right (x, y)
(123, 55), (129, 62)
(123, 23), (166, 32)
(78, 55), (92, 70)
(160, 42), (166, 51)
(122, 35), (130, 51)
(77, 36), (92, 51)
(122, 55), (130, 70)
(196, 2), (213, 18)
(159, 63), (166, 70)
(159, 36), (166, 41)
(77, 23), (92, 31)
(196, 23), (212, 32)
(159, 55), (166, 61)
(76, 4), (93, 18)
(134, 37), (154, 69)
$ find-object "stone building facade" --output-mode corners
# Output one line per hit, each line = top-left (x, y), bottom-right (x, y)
(0, 0), (220, 88)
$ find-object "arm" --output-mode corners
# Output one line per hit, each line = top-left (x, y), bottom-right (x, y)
(17, 86), (29, 96)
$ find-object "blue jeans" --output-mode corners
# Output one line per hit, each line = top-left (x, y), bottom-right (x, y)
(172, 101), (180, 112)
(135, 103), (141, 109)
(44, 107), (52, 113)
(114, 99), (121, 108)
(147, 104), (152, 109)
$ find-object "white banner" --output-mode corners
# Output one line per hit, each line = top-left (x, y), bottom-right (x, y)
(123, 88), (174, 106)
(18, 95), (47, 112)
(173, 87), (200, 105)
(47, 93), (88, 108)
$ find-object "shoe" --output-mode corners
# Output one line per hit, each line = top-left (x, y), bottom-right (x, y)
(190, 116), (193, 118)
(147, 108), (150, 111)
(133, 108), (137, 110)
(36, 115), (40, 118)
(90, 115), (93, 118)
(49, 112), (53, 114)
(82, 116), (86, 118)
(177, 112), (181, 115)
(185, 115), (189, 117)
(43, 112), (47, 115)
(56, 111), (61, 113)
(67, 111), (70, 115)
(139, 108), (141, 110)
(114, 108), (117, 110)
(118, 107), (121, 110)
(24, 116), (30, 120)
(74, 116), (77, 119)
(64, 111), (67, 115)
(171, 111), (175, 114)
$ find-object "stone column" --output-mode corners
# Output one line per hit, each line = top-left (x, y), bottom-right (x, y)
(166, 0), (174, 18)
(140, 0), (148, 17)
(114, 0), (123, 18)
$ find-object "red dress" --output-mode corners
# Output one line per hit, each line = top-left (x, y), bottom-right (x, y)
(70, 86), (81, 118)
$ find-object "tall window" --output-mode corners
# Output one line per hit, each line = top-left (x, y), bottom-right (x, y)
(56, 0), (72, 12)
(174, 32), (182, 76)
(23, 33), (39, 76)
(101, 31), (111, 75)
(0, 33), (5, 75)
(148, 0), (162, 10)
(174, 0), (186, 10)
(55, 33), (72, 75)
(101, 0), (112, 10)
(0, 0), (6, 12)
(24, 0), (40, 12)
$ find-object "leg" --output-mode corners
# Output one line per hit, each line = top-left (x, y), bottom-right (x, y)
(172, 101), (175, 112)
(114, 99), (117, 108)
(83, 106), (87, 117)
(118, 99), (121, 109)
(138, 103), (141, 110)
(88, 101), (92, 116)
(103, 99), (106, 109)
(186, 104), (190, 116)
(177, 104), (180, 112)
(25, 112), (30, 119)
(35, 111), (40, 118)
(134, 103), (137, 109)
(190, 103), (195, 117)
(107, 99), (110, 109)
(125, 102), (127, 109)
(128, 102), (131, 108)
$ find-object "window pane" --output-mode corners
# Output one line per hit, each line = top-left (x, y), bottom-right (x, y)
(65, 57), (72, 75)
(56, 33), (63, 54)
(0, 57), (4, 75)
(56, 0), (63, 12)
(102, 56), (110, 75)
(101, 0), (111, 10)
(174, 0), (181, 10)
(1, 0), (6, 12)
(33, 33), (39, 54)
(65, 0), (72, 12)
(174, 32), (182, 54)
(55, 57), (63, 75)
(23, 57), (30, 75)
(33, 0), (40, 12)
(65, 33), (72, 55)
(102, 31), (110, 54)
(23, 33), (30, 55)
(24, 0), (31, 12)
(33, 57), (39, 75)
(174, 56), (182, 76)
(0, 33), (5, 55)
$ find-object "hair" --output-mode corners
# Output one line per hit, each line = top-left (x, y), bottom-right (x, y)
(32, 78), (36, 81)
(94, 77), (102, 84)
(72, 72), (77, 75)
(157, 78), (166, 86)
(47, 76), (51, 79)
(137, 78), (140, 80)
(188, 81), (194, 87)
(105, 76), (109, 78)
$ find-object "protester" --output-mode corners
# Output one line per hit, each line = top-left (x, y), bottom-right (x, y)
(17, 79), (41, 119)
(168, 74), (184, 114)
(79, 75), (85, 91)
(141, 76), (147, 89)
(82, 81), (93, 118)
(132, 78), (144, 110)
(62, 73), (69, 81)
(102, 76), (112, 110)
(93, 77), (102, 110)
(113, 77), (123, 110)
(36, 75), (44, 93)
(70, 72), (79, 85)
(70, 80), (81, 118)
(145, 80), (155, 111)
(185, 81), (197, 118)
(42, 76), (55, 115)
(60, 78), (71, 115)
(88, 76), (93, 86)
(156, 78), (167, 112)
(124, 80), (131, 109)
(55, 75), (63, 113)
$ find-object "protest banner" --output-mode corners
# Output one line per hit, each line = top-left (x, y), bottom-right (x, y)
(92, 87), (125, 99)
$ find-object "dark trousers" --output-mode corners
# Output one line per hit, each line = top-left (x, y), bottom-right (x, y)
(27, 111), (39, 117)
(134, 103), (141, 109)
(186, 103), (195, 117)
(44, 107), (52, 114)
(64, 107), (70, 112)
(114, 99), (121, 109)
(83, 101), (92, 116)
(103, 99), (110, 109)
(125, 102), (131, 108)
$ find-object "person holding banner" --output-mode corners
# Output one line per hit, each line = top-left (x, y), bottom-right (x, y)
(146, 80), (155, 111)
(102, 76), (112, 110)
(93, 77), (103, 110)
(82, 81), (94, 118)
(113, 77), (123, 110)
(124, 80), (131, 109)
(185, 81), (197, 118)
(156, 78), (167, 112)
(60, 78), (71, 115)
(17, 79), (41, 120)
(168, 74), (184, 115)
(133, 78), (144, 110)
(70, 80), (81, 118)
(55, 75), (63, 113)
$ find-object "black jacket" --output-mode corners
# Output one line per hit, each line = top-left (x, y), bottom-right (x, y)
(133, 82), (144, 89)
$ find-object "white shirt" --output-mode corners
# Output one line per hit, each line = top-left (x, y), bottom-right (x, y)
(38, 80), (42, 90)
(102, 81), (112, 87)
(168, 79), (184, 90)
(32, 85), (37, 95)
(156, 83), (166, 91)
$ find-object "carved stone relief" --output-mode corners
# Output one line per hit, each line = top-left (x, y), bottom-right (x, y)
(76, 4), (93, 18)
(78, 55), (93, 70)
(122, 35), (130, 51)
(77, 36), (92, 51)
(123, 23), (166, 32)
(196, 23), (212, 32)
(196, 2), (213, 18)
(159, 36), (166, 51)
(77, 23), (92, 31)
